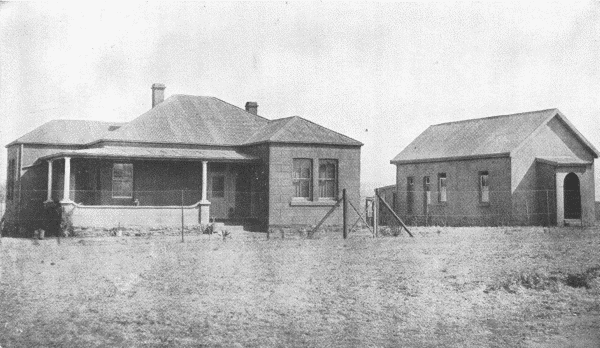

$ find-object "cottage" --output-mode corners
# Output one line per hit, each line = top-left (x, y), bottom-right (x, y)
(388, 109), (597, 226)
(3, 84), (362, 236)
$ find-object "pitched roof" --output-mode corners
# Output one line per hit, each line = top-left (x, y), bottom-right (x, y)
(102, 95), (269, 146)
(8, 120), (125, 146)
(244, 116), (363, 146)
(9, 93), (362, 148)
(391, 108), (598, 163)
(33, 146), (258, 164)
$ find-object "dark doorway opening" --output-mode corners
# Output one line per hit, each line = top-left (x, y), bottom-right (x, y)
(564, 173), (581, 219)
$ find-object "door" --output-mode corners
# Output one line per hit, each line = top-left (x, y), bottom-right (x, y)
(234, 167), (253, 219)
(209, 172), (227, 219)
(564, 172), (581, 219)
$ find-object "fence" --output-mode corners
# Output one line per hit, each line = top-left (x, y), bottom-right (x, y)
(374, 188), (583, 227)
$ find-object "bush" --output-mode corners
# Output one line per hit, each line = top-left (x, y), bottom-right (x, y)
(486, 266), (600, 293)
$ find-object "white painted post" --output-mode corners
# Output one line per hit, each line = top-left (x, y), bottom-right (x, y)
(61, 157), (72, 203)
(201, 160), (208, 202)
(45, 160), (53, 203)
(199, 160), (211, 224)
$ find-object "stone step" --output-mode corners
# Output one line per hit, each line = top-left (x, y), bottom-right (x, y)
(212, 223), (245, 232)
(564, 219), (583, 227)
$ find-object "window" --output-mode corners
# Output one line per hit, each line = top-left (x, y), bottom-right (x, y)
(318, 159), (337, 199)
(212, 175), (225, 198)
(112, 163), (133, 198)
(438, 173), (447, 203)
(6, 159), (15, 200)
(479, 171), (489, 203)
(293, 159), (312, 199)
(423, 176), (431, 205)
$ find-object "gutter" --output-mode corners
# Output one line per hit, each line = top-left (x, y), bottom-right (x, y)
(390, 152), (511, 165)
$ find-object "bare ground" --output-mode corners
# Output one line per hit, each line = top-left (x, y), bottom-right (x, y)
(1, 226), (599, 347)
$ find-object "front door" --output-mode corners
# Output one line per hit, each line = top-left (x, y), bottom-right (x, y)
(209, 172), (228, 219)
(235, 166), (252, 219)
(564, 172), (581, 219)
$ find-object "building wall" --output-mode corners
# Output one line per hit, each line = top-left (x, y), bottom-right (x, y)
(394, 157), (512, 226)
(267, 144), (361, 228)
(238, 144), (270, 229)
(536, 161), (557, 225)
(512, 115), (596, 225)
(3, 144), (76, 235)
(70, 204), (200, 228)
(3, 145), (21, 232)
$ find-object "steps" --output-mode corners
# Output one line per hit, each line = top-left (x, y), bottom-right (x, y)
(212, 222), (245, 233)
(564, 219), (583, 227)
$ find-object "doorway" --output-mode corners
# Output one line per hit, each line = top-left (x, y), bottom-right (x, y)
(563, 172), (581, 219)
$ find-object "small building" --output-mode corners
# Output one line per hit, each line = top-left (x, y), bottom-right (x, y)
(389, 109), (598, 226)
(3, 84), (362, 236)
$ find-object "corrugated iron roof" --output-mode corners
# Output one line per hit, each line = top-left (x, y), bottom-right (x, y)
(35, 146), (258, 163)
(9, 94), (363, 148)
(392, 108), (569, 163)
(244, 116), (363, 146)
(102, 95), (269, 145)
(8, 120), (125, 146)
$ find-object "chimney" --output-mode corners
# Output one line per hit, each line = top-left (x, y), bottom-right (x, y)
(151, 83), (166, 107)
(245, 101), (258, 115)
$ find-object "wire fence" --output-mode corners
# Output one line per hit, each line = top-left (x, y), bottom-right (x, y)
(375, 188), (581, 227)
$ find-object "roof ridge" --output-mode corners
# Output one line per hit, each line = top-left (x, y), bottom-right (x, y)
(48, 119), (125, 124)
(207, 96), (270, 122)
(268, 116), (298, 141)
(433, 108), (558, 127)
(165, 94), (270, 122)
(289, 115), (362, 143)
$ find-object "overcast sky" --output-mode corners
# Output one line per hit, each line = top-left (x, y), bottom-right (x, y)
(1, 1), (599, 196)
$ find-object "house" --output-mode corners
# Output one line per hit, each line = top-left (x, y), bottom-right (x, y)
(3, 84), (362, 236)
(389, 109), (598, 226)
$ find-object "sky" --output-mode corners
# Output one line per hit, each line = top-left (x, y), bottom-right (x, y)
(1, 1), (599, 197)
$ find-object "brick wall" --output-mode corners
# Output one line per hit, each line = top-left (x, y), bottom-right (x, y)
(267, 143), (361, 228)
(513, 116), (596, 226)
(238, 144), (270, 229)
(70, 204), (200, 228)
(395, 157), (512, 226)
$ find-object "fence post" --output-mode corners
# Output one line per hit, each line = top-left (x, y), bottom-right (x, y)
(374, 189), (379, 238)
(181, 189), (184, 243)
(342, 189), (348, 239)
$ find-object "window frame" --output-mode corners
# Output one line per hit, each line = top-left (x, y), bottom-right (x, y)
(111, 163), (134, 199)
(479, 171), (490, 204)
(438, 173), (447, 203)
(423, 176), (431, 205)
(292, 158), (313, 200)
(318, 159), (338, 200)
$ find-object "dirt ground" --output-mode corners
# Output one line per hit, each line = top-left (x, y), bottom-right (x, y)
(1, 226), (599, 347)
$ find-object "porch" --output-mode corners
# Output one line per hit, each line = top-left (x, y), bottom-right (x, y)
(38, 146), (267, 229)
